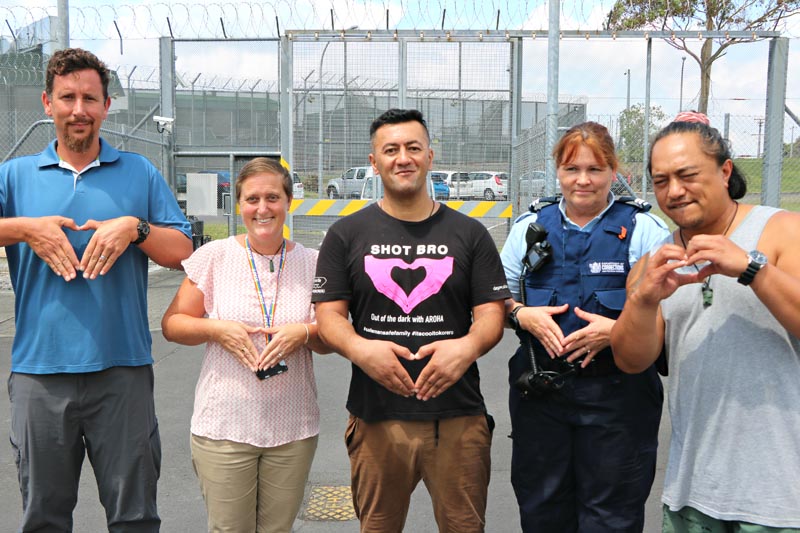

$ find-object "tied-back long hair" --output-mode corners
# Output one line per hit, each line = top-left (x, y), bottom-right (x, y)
(648, 121), (747, 200)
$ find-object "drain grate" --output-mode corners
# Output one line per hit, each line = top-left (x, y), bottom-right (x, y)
(302, 484), (357, 521)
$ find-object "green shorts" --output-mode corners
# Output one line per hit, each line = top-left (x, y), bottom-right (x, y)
(663, 505), (800, 533)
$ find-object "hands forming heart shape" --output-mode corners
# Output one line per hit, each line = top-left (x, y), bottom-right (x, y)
(27, 215), (139, 281)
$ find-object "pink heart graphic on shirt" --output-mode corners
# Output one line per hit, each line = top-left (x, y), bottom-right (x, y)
(364, 255), (454, 314)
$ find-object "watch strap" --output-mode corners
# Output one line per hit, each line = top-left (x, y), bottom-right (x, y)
(737, 252), (766, 286)
(509, 304), (524, 330)
(133, 217), (150, 245)
(737, 261), (761, 286)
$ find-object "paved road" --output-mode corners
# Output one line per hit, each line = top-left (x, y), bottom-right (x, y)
(0, 267), (669, 532)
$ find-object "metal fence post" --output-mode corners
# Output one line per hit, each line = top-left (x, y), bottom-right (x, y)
(642, 38), (652, 202)
(545, 0), (561, 196)
(280, 35), (293, 176)
(762, 37), (788, 208)
(159, 37), (176, 192)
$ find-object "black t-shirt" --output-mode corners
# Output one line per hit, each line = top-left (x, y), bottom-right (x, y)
(313, 203), (511, 421)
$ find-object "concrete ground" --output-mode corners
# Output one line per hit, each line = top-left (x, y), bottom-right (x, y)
(0, 267), (670, 532)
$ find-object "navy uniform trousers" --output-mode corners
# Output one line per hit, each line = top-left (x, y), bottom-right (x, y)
(508, 348), (663, 533)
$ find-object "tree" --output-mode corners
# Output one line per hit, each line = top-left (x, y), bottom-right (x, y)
(605, 0), (800, 114)
(618, 103), (668, 164)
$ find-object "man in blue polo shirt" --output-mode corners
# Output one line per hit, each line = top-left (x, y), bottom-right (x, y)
(0, 48), (192, 532)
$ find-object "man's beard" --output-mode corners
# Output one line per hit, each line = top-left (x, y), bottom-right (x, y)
(63, 128), (95, 153)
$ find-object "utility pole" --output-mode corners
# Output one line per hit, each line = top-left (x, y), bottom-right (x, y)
(619, 69), (630, 160)
(625, 69), (631, 112)
(679, 57), (686, 112)
(755, 118), (764, 158)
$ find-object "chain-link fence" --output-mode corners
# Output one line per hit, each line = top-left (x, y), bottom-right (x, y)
(291, 40), (516, 189)
(2, 34), (797, 247)
(579, 112), (800, 209)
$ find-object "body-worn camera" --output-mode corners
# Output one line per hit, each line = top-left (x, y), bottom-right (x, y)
(514, 360), (579, 397)
(523, 222), (552, 272)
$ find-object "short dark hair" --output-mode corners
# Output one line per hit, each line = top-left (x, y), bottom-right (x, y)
(369, 108), (430, 142)
(649, 121), (747, 200)
(45, 48), (111, 100)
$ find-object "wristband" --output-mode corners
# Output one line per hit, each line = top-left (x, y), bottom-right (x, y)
(303, 324), (310, 345)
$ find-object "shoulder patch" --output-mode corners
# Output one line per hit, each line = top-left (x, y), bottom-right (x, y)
(529, 195), (561, 214)
(616, 195), (651, 212)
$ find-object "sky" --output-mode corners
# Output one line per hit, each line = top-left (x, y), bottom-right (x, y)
(2, 0), (799, 155)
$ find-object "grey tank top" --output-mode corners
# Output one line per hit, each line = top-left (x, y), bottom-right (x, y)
(660, 205), (800, 527)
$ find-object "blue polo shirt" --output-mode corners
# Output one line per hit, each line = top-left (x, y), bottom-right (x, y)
(0, 139), (191, 373)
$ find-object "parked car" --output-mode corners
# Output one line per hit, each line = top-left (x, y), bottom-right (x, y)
(517, 171), (631, 199)
(429, 172), (450, 200)
(466, 171), (508, 200)
(326, 166), (369, 199)
(518, 171), (563, 198)
(360, 172), (443, 201)
(217, 172), (231, 208)
(292, 172), (304, 199)
(611, 172), (635, 196)
(176, 173), (187, 194)
(175, 173), (187, 210)
(518, 170), (547, 199)
(437, 171), (471, 199)
(359, 174), (381, 200)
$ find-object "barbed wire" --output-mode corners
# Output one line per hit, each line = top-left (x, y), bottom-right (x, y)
(3, 1), (799, 42)
(2, 1), (798, 95)
(0, 1), (647, 41)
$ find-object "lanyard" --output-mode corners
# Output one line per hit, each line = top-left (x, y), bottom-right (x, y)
(245, 235), (286, 341)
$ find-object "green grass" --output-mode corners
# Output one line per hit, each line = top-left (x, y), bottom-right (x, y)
(204, 223), (244, 241)
(733, 158), (800, 193)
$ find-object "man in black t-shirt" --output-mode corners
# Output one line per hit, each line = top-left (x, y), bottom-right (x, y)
(313, 109), (509, 532)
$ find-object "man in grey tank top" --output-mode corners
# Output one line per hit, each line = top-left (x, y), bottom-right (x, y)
(611, 119), (800, 532)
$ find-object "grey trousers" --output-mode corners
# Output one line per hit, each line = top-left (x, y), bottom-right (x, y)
(8, 366), (161, 533)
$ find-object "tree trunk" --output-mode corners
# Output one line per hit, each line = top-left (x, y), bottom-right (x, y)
(698, 38), (713, 114)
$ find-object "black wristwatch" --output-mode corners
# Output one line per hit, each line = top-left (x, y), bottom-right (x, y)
(737, 250), (768, 286)
(133, 217), (150, 245)
(509, 305), (525, 331)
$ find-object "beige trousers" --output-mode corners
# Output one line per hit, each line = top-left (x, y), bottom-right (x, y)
(190, 433), (318, 533)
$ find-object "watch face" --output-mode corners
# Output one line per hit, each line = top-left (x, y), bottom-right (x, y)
(749, 250), (767, 266)
(135, 218), (150, 244)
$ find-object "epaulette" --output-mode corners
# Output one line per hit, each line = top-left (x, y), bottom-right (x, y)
(615, 195), (652, 212)
(529, 195), (561, 214)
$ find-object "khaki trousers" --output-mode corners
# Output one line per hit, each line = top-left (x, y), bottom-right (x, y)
(190, 433), (318, 533)
(345, 414), (493, 533)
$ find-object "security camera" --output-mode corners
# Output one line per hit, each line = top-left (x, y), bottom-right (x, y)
(153, 115), (174, 133)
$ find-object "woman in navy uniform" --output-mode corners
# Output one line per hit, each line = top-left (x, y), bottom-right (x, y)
(500, 122), (669, 532)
